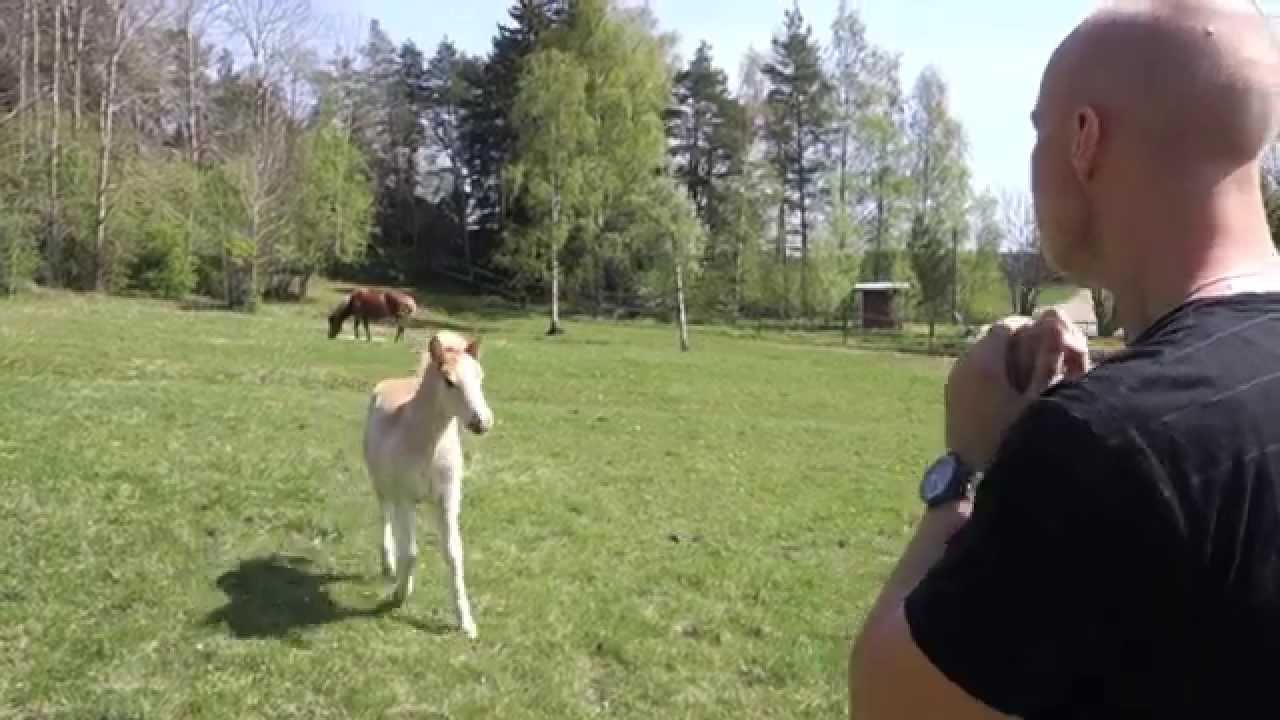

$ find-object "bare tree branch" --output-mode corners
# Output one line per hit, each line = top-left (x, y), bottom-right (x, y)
(997, 189), (1056, 316)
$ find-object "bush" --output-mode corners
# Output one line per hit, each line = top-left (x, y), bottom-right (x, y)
(0, 197), (40, 295)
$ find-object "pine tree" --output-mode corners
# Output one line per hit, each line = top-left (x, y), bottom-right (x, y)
(466, 0), (566, 240)
(763, 3), (834, 318)
(423, 39), (482, 275)
(907, 210), (954, 345)
(667, 41), (744, 221)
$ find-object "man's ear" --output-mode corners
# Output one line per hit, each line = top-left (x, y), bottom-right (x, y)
(465, 338), (481, 359)
(1071, 105), (1101, 181)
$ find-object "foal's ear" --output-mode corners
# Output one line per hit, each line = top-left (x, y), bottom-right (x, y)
(465, 339), (481, 359)
(428, 335), (447, 366)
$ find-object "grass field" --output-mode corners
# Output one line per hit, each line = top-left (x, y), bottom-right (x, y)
(0, 282), (950, 719)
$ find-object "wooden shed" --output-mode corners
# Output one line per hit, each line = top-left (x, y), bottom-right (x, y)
(852, 282), (911, 330)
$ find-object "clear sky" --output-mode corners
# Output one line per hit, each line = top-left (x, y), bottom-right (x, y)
(314, 0), (1280, 198)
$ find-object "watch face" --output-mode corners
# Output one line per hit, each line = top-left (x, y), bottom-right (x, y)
(921, 455), (957, 502)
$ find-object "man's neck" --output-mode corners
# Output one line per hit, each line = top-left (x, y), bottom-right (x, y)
(1113, 242), (1280, 342)
(1105, 174), (1278, 342)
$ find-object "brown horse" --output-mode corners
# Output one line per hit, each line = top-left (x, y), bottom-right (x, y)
(328, 288), (419, 342)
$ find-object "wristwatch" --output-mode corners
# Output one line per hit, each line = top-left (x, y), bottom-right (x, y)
(919, 452), (975, 508)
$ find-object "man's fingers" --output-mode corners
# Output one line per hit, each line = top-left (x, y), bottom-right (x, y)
(1063, 343), (1090, 378)
(1022, 310), (1093, 396)
(1024, 330), (1064, 394)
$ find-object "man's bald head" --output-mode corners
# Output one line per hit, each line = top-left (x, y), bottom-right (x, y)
(1030, 0), (1280, 284)
(1046, 0), (1279, 174)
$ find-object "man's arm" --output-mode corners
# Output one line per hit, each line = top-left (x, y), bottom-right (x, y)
(848, 501), (1009, 720)
(847, 313), (1096, 719)
(849, 395), (1133, 719)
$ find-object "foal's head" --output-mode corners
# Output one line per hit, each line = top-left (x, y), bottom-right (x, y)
(421, 330), (493, 435)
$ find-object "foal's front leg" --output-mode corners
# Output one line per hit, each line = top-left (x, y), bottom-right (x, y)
(389, 501), (418, 605)
(379, 499), (395, 578)
(436, 484), (477, 638)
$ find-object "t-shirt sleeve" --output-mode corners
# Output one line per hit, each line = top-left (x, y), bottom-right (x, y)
(903, 394), (1134, 716)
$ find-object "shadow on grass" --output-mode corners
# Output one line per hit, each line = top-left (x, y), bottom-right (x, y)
(176, 295), (325, 315)
(391, 614), (455, 635)
(203, 553), (401, 639)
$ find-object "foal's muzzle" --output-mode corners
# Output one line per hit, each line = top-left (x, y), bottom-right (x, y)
(466, 415), (492, 435)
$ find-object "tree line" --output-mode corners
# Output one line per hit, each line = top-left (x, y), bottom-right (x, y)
(1, 0), (1134, 338)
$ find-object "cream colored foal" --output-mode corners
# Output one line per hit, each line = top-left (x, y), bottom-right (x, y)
(362, 330), (494, 638)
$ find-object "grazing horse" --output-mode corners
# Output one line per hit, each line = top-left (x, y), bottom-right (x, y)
(328, 288), (418, 342)
(362, 330), (494, 638)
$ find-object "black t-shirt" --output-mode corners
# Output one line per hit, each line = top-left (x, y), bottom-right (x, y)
(905, 293), (1280, 719)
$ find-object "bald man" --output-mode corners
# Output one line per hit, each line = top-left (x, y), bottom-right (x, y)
(849, 2), (1280, 718)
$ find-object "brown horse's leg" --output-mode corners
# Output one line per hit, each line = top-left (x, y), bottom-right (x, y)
(364, 316), (373, 342)
(395, 317), (405, 343)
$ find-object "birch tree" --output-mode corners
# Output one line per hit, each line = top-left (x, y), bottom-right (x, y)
(998, 189), (1055, 316)
(508, 47), (593, 335)
(859, 50), (911, 282)
(69, 0), (90, 131)
(92, 0), (168, 291)
(634, 176), (704, 351)
(907, 66), (969, 238)
(828, 0), (873, 252)
(219, 0), (310, 308)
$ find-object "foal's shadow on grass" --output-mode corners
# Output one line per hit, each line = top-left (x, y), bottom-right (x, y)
(203, 554), (393, 639)
(203, 554), (454, 639)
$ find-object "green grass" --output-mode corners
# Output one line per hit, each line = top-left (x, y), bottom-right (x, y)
(0, 282), (948, 719)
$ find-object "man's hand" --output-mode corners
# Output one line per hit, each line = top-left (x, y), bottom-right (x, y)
(946, 308), (1090, 469)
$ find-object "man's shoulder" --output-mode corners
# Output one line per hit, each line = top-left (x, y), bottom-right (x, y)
(1021, 370), (1133, 447)
(1067, 297), (1280, 418)
(1015, 295), (1280, 465)
(1025, 348), (1196, 454)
